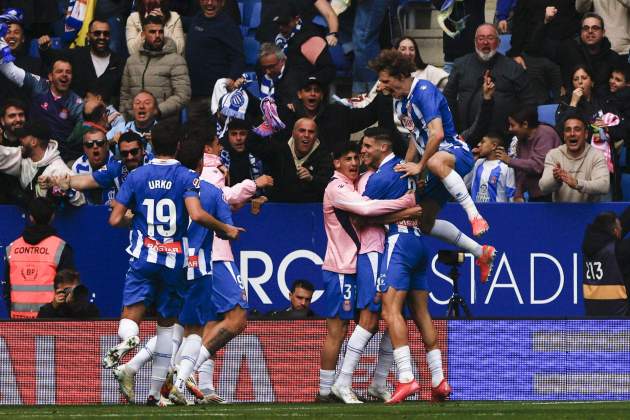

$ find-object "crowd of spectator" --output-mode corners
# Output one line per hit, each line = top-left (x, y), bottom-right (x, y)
(0, 1), (630, 318)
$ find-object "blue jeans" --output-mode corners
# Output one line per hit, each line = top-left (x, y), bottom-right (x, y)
(351, 0), (392, 94)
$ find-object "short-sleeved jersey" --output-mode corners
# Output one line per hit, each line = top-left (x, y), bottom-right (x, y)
(394, 78), (463, 155)
(470, 159), (516, 203)
(186, 181), (233, 280)
(115, 158), (200, 268)
(93, 152), (153, 192)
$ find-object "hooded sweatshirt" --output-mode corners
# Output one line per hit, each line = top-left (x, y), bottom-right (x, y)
(539, 143), (609, 202)
(0, 140), (85, 206)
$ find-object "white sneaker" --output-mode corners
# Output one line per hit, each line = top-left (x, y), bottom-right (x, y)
(368, 383), (392, 402)
(196, 392), (226, 404)
(113, 364), (136, 402)
(331, 384), (363, 404)
(103, 335), (140, 369)
(168, 386), (188, 406)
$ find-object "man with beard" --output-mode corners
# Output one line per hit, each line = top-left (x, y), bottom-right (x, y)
(42, 132), (150, 206)
(38, 19), (125, 104)
(0, 120), (85, 207)
(443, 23), (536, 132)
(0, 98), (26, 147)
(70, 127), (116, 204)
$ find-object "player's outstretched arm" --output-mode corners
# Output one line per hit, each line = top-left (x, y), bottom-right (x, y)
(333, 186), (416, 217)
(185, 196), (245, 240)
(359, 205), (423, 226)
(109, 200), (130, 227)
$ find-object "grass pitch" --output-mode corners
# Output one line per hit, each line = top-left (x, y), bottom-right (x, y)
(1, 402), (630, 419)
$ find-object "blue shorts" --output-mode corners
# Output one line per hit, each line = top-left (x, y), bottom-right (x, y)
(321, 270), (356, 320)
(417, 146), (474, 206)
(179, 261), (248, 325)
(380, 232), (428, 292)
(123, 257), (188, 319)
(356, 252), (383, 313)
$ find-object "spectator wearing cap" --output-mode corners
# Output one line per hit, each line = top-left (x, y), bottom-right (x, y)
(247, 117), (333, 202)
(559, 12), (623, 91)
(277, 76), (381, 150)
(0, 14), (44, 105)
(185, 0), (245, 122)
(0, 120), (85, 207)
(120, 15), (191, 120)
(38, 18), (126, 105)
(271, 2), (335, 104)
(3, 197), (75, 319)
(0, 56), (84, 161)
(42, 131), (150, 206)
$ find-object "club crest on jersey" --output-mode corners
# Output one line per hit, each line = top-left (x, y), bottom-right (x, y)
(193, 178), (200, 189)
(400, 115), (415, 131)
(343, 299), (351, 312)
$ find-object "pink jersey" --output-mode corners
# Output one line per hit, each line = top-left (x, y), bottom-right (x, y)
(201, 153), (257, 262)
(356, 170), (386, 254)
(322, 170), (415, 273)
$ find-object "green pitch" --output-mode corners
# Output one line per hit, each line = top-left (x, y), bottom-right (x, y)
(1, 402), (629, 419)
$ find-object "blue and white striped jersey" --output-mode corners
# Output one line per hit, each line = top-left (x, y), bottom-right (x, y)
(394, 78), (465, 155)
(186, 180), (233, 280)
(470, 159), (516, 203)
(115, 159), (200, 268)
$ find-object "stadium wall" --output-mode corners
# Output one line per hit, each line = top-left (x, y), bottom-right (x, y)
(0, 319), (628, 404)
(0, 203), (628, 318)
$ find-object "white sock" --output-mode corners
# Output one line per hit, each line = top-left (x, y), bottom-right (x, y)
(442, 170), (480, 220)
(393, 346), (414, 383)
(319, 369), (336, 396)
(194, 346), (211, 371)
(426, 349), (444, 387)
(173, 337), (187, 368)
(174, 334), (202, 393)
(335, 326), (373, 388)
(198, 359), (215, 394)
(118, 318), (139, 341)
(170, 324), (184, 368)
(127, 335), (156, 374)
(371, 331), (393, 388)
(148, 325), (174, 399)
(430, 219), (483, 257)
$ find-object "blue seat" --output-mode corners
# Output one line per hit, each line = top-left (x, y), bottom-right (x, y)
(538, 104), (559, 126)
(249, 1), (261, 29)
(497, 34), (511, 55)
(243, 36), (260, 67)
(328, 44), (351, 77)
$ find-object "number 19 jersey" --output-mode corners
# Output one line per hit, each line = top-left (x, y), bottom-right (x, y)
(115, 158), (201, 269)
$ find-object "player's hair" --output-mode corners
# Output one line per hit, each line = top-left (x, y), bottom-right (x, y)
(28, 197), (55, 225)
(118, 131), (144, 148)
(368, 49), (416, 78)
(363, 127), (393, 144)
(581, 12), (604, 30)
(151, 121), (181, 156)
(484, 131), (507, 148)
(54, 269), (81, 290)
(0, 98), (27, 117)
(509, 107), (539, 128)
(291, 279), (314, 293)
(332, 141), (359, 160)
(177, 139), (205, 170)
(591, 212), (618, 236)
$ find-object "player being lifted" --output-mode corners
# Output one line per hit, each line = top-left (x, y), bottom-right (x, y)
(318, 142), (419, 402)
(369, 50), (496, 282)
(360, 128), (450, 403)
(103, 121), (242, 405)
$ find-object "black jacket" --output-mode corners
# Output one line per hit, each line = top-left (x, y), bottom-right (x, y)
(559, 37), (622, 92)
(444, 52), (536, 132)
(40, 46), (126, 104)
(247, 134), (333, 203)
(37, 301), (100, 319)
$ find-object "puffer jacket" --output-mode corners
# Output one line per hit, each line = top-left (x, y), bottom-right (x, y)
(120, 38), (191, 119)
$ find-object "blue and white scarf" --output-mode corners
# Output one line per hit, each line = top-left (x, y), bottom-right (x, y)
(0, 8), (23, 64)
(217, 89), (249, 138)
(274, 19), (302, 54)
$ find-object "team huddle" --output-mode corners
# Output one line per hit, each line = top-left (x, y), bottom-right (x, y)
(92, 50), (496, 406)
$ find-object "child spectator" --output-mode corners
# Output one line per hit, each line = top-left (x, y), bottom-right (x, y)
(466, 132), (516, 203)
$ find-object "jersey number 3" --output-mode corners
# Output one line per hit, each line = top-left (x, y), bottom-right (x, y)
(143, 198), (177, 237)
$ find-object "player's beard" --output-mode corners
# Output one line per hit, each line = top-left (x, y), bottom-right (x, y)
(475, 48), (497, 62)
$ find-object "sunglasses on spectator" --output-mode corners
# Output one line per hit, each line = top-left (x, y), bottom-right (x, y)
(120, 148), (141, 157)
(91, 30), (111, 37)
(84, 139), (107, 148)
(581, 25), (602, 32)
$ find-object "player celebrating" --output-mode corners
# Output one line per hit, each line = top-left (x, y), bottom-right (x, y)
(360, 128), (450, 404)
(104, 121), (242, 405)
(318, 142), (416, 402)
(369, 50), (496, 282)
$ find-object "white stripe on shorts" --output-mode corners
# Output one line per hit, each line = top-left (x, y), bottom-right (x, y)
(385, 234), (399, 271)
(366, 251), (379, 286)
